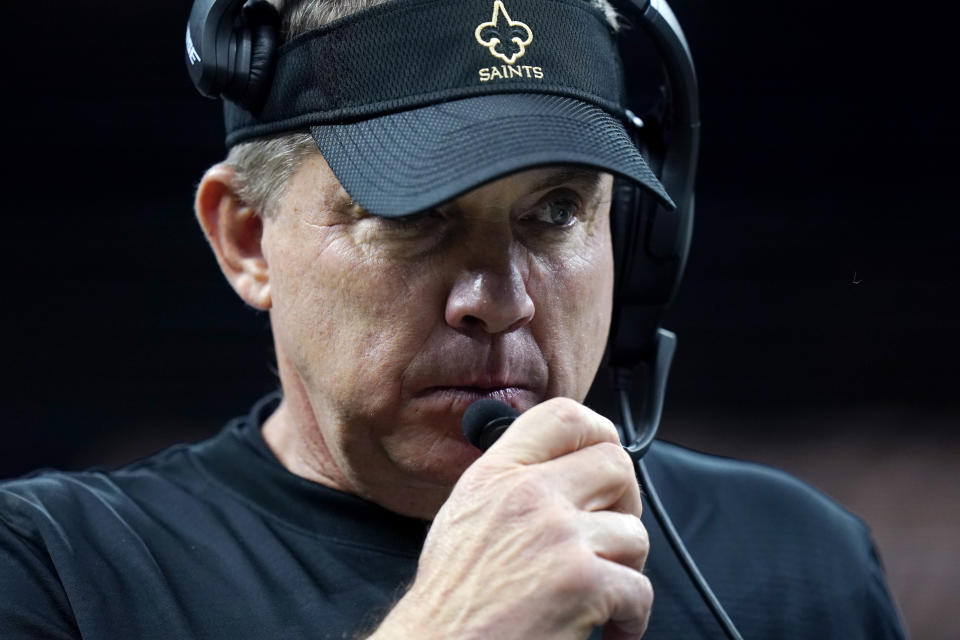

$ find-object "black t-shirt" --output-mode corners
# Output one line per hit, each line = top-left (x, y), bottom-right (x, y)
(0, 395), (906, 639)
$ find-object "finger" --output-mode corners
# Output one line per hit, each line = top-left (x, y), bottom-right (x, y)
(599, 560), (654, 640)
(578, 510), (649, 573)
(486, 397), (621, 466)
(538, 442), (642, 516)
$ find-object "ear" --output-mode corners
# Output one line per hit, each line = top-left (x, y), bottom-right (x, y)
(195, 164), (271, 310)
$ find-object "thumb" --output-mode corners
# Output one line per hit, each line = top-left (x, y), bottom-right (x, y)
(485, 397), (621, 466)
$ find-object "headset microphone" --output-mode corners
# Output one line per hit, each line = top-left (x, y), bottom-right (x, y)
(462, 399), (520, 452)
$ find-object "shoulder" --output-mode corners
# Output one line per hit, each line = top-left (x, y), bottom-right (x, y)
(642, 440), (879, 594)
(0, 441), (206, 543)
(645, 439), (868, 543)
(643, 441), (907, 639)
(642, 441), (907, 637)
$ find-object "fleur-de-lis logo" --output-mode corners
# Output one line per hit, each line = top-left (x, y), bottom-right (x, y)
(475, 1), (534, 65)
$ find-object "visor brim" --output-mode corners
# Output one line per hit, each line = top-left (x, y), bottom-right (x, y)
(310, 93), (674, 217)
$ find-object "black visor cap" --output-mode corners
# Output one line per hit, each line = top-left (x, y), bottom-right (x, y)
(310, 93), (674, 217)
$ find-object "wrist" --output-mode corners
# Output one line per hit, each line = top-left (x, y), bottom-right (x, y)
(364, 587), (435, 640)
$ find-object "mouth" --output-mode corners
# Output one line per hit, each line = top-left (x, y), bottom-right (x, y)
(412, 385), (534, 412)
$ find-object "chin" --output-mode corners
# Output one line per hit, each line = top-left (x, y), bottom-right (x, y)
(388, 433), (483, 489)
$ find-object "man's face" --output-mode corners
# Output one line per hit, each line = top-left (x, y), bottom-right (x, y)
(261, 154), (614, 500)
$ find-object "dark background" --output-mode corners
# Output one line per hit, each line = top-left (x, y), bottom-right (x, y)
(4, 1), (957, 638)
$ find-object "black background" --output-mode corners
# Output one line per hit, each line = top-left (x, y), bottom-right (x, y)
(3, 1), (957, 637)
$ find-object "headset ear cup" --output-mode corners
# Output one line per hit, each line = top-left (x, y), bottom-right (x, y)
(608, 176), (643, 359)
(611, 177), (640, 284)
(245, 22), (279, 110)
(239, 0), (281, 112)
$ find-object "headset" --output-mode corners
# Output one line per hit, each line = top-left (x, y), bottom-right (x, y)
(185, 2), (742, 638)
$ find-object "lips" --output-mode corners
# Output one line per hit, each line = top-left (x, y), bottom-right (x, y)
(411, 385), (537, 417)
(402, 333), (549, 413)
(410, 366), (543, 399)
(414, 371), (528, 394)
(414, 384), (527, 402)
(408, 369), (544, 414)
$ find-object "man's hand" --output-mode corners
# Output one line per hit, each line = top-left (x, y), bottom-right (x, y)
(371, 398), (651, 640)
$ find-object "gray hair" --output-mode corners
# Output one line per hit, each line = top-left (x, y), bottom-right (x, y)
(224, 0), (620, 217)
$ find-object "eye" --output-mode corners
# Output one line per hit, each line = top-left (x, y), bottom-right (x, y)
(526, 194), (581, 228)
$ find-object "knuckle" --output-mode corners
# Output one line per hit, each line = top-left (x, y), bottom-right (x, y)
(555, 549), (603, 597)
(503, 471), (551, 515)
(543, 397), (584, 427)
(636, 572), (654, 606)
(593, 443), (636, 487)
(539, 500), (572, 529)
(500, 469), (580, 532)
(612, 570), (654, 627)
(630, 517), (650, 568)
(613, 442), (634, 468)
(621, 572), (654, 636)
(634, 518), (650, 552)
(597, 414), (619, 439)
(537, 507), (578, 548)
(596, 441), (632, 469)
(538, 399), (621, 447)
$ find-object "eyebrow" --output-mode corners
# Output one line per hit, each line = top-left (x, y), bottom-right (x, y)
(529, 167), (606, 195)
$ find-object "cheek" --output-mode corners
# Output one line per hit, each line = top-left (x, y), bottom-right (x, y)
(533, 231), (614, 399)
(267, 229), (444, 411)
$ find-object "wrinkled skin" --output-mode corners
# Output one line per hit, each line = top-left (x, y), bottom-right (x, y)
(195, 154), (649, 639)
(241, 155), (614, 517)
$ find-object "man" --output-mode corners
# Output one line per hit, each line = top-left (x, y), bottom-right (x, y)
(1, 0), (905, 638)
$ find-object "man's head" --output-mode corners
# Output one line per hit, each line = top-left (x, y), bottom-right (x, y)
(194, 0), (668, 517)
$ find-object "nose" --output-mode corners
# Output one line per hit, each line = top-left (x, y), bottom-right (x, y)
(444, 245), (535, 336)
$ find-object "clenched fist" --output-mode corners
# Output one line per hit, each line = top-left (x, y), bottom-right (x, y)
(372, 398), (651, 640)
